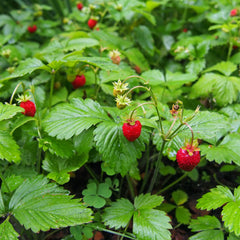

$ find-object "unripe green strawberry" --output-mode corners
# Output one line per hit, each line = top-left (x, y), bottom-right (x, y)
(176, 145), (200, 171)
(122, 120), (142, 142)
(20, 100), (36, 117)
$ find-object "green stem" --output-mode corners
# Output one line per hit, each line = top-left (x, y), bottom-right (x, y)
(64, 0), (72, 14)
(183, 122), (194, 147)
(120, 222), (131, 240)
(96, 226), (136, 240)
(147, 141), (166, 193)
(122, 75), (148, 85)
(156, 172), (188, 195)
(9, 82), (24, 105)
(126, 175), (135, 200)
(48, 72), (55, 109)
(164, 117), (178, 140)
(85, 165), (99, 183)
(123, 86), (149, 99)
(129, 102), (155, 121)
(227, 40), (233, 61)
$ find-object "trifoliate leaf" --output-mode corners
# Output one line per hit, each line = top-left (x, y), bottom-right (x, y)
(189, 215), (221, 231)
(197, 185), (234, 210)
(9, 175), (92, 232)
(42, 153), (88, 185)
(0, 219), (19, 240)
(0, 130), (21, 163)
(82, 182), (112, 208)
(103, 198), (134, 229)
(133, 209), (172, 240)
(43, 98), (109, 139)
(200, 133), (240, 166)
(134, 193), (164, 209)
(189, 230), (224, 240)
(0, 103), (22, 121)
(175, 206), (191, 224)
(94, 121), (147, 177)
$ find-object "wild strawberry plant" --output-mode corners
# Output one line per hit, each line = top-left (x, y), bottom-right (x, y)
(0, 0), (240, 239)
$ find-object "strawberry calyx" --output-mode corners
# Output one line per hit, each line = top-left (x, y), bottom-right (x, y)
(182, 139), (200, 156)
(17, 94), (32, 103)
(116, 95), (131, 109)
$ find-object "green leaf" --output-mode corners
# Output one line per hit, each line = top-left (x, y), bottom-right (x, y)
(103, 198), (134, 229)
(63, 54), (120, 71)
(165, 71), (198, 90)
(189, 215), (221, 231)
(0, 58), (46, 82)
(172, 190), (188, 205)
(204, 61), (237, 76)
(186, 58), (206, 75)
(190, 73), (240, 106)
(134, 25), (154, 56)
(154, 111), (230, 159)
(175, 206), (191, 224)
(228, 233), (240, 240)
(90, 30), (133, 50)
(230, 52), (240, 64)
(189, 230), (224, 240)
(64, 38), (99, 51)
(0, 189), (5, 216)
(42, 153), (88, 185)
(43, 98), (109, 139)
(9, 175), (92, 232)
(222, 201), (240, 236)
(200, 133), (240, 166)
(124, 48), (150, 71)
(0, 130), (21, 163)
(82, 182), (112, 208)
(0, 219), (19, 240)
(0, 103), (23, 121)
(133, 209), (171, 240)
(94, 121), (147, 177)
(40, 136), (74, 158)
(1, 175), (24, 193)
(134, 193), (164, 209)
(141, 70), (165, 86)
(197, 185), (234, 211)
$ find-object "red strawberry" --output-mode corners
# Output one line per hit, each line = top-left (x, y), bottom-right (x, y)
(230, 9), (237, 16)
(122, 120), (142, 142)
(72, 74), (86, 89)
(77, 3), (83, 10)
(27, 25), (37, 33)
(183, 28), (188, 33)
(88, 19), (98, 29)
(176, 145), (200, 171)
(20, 100), (36, 117)
(134, 66), (141, 74)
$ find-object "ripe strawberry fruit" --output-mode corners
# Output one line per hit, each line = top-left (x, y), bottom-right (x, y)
(230, 9), (237, 16)
(27, 25), (37, 33)
(176, 145), (200, 171)
(72, 74), (86, 89)
(122, 120), (142, 142)
(77, 3), (83, 10)
(88, 19), (98, 29)
(20, 100), (36, 117)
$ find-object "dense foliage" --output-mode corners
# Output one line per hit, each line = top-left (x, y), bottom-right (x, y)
(0, 0), (240, 239)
